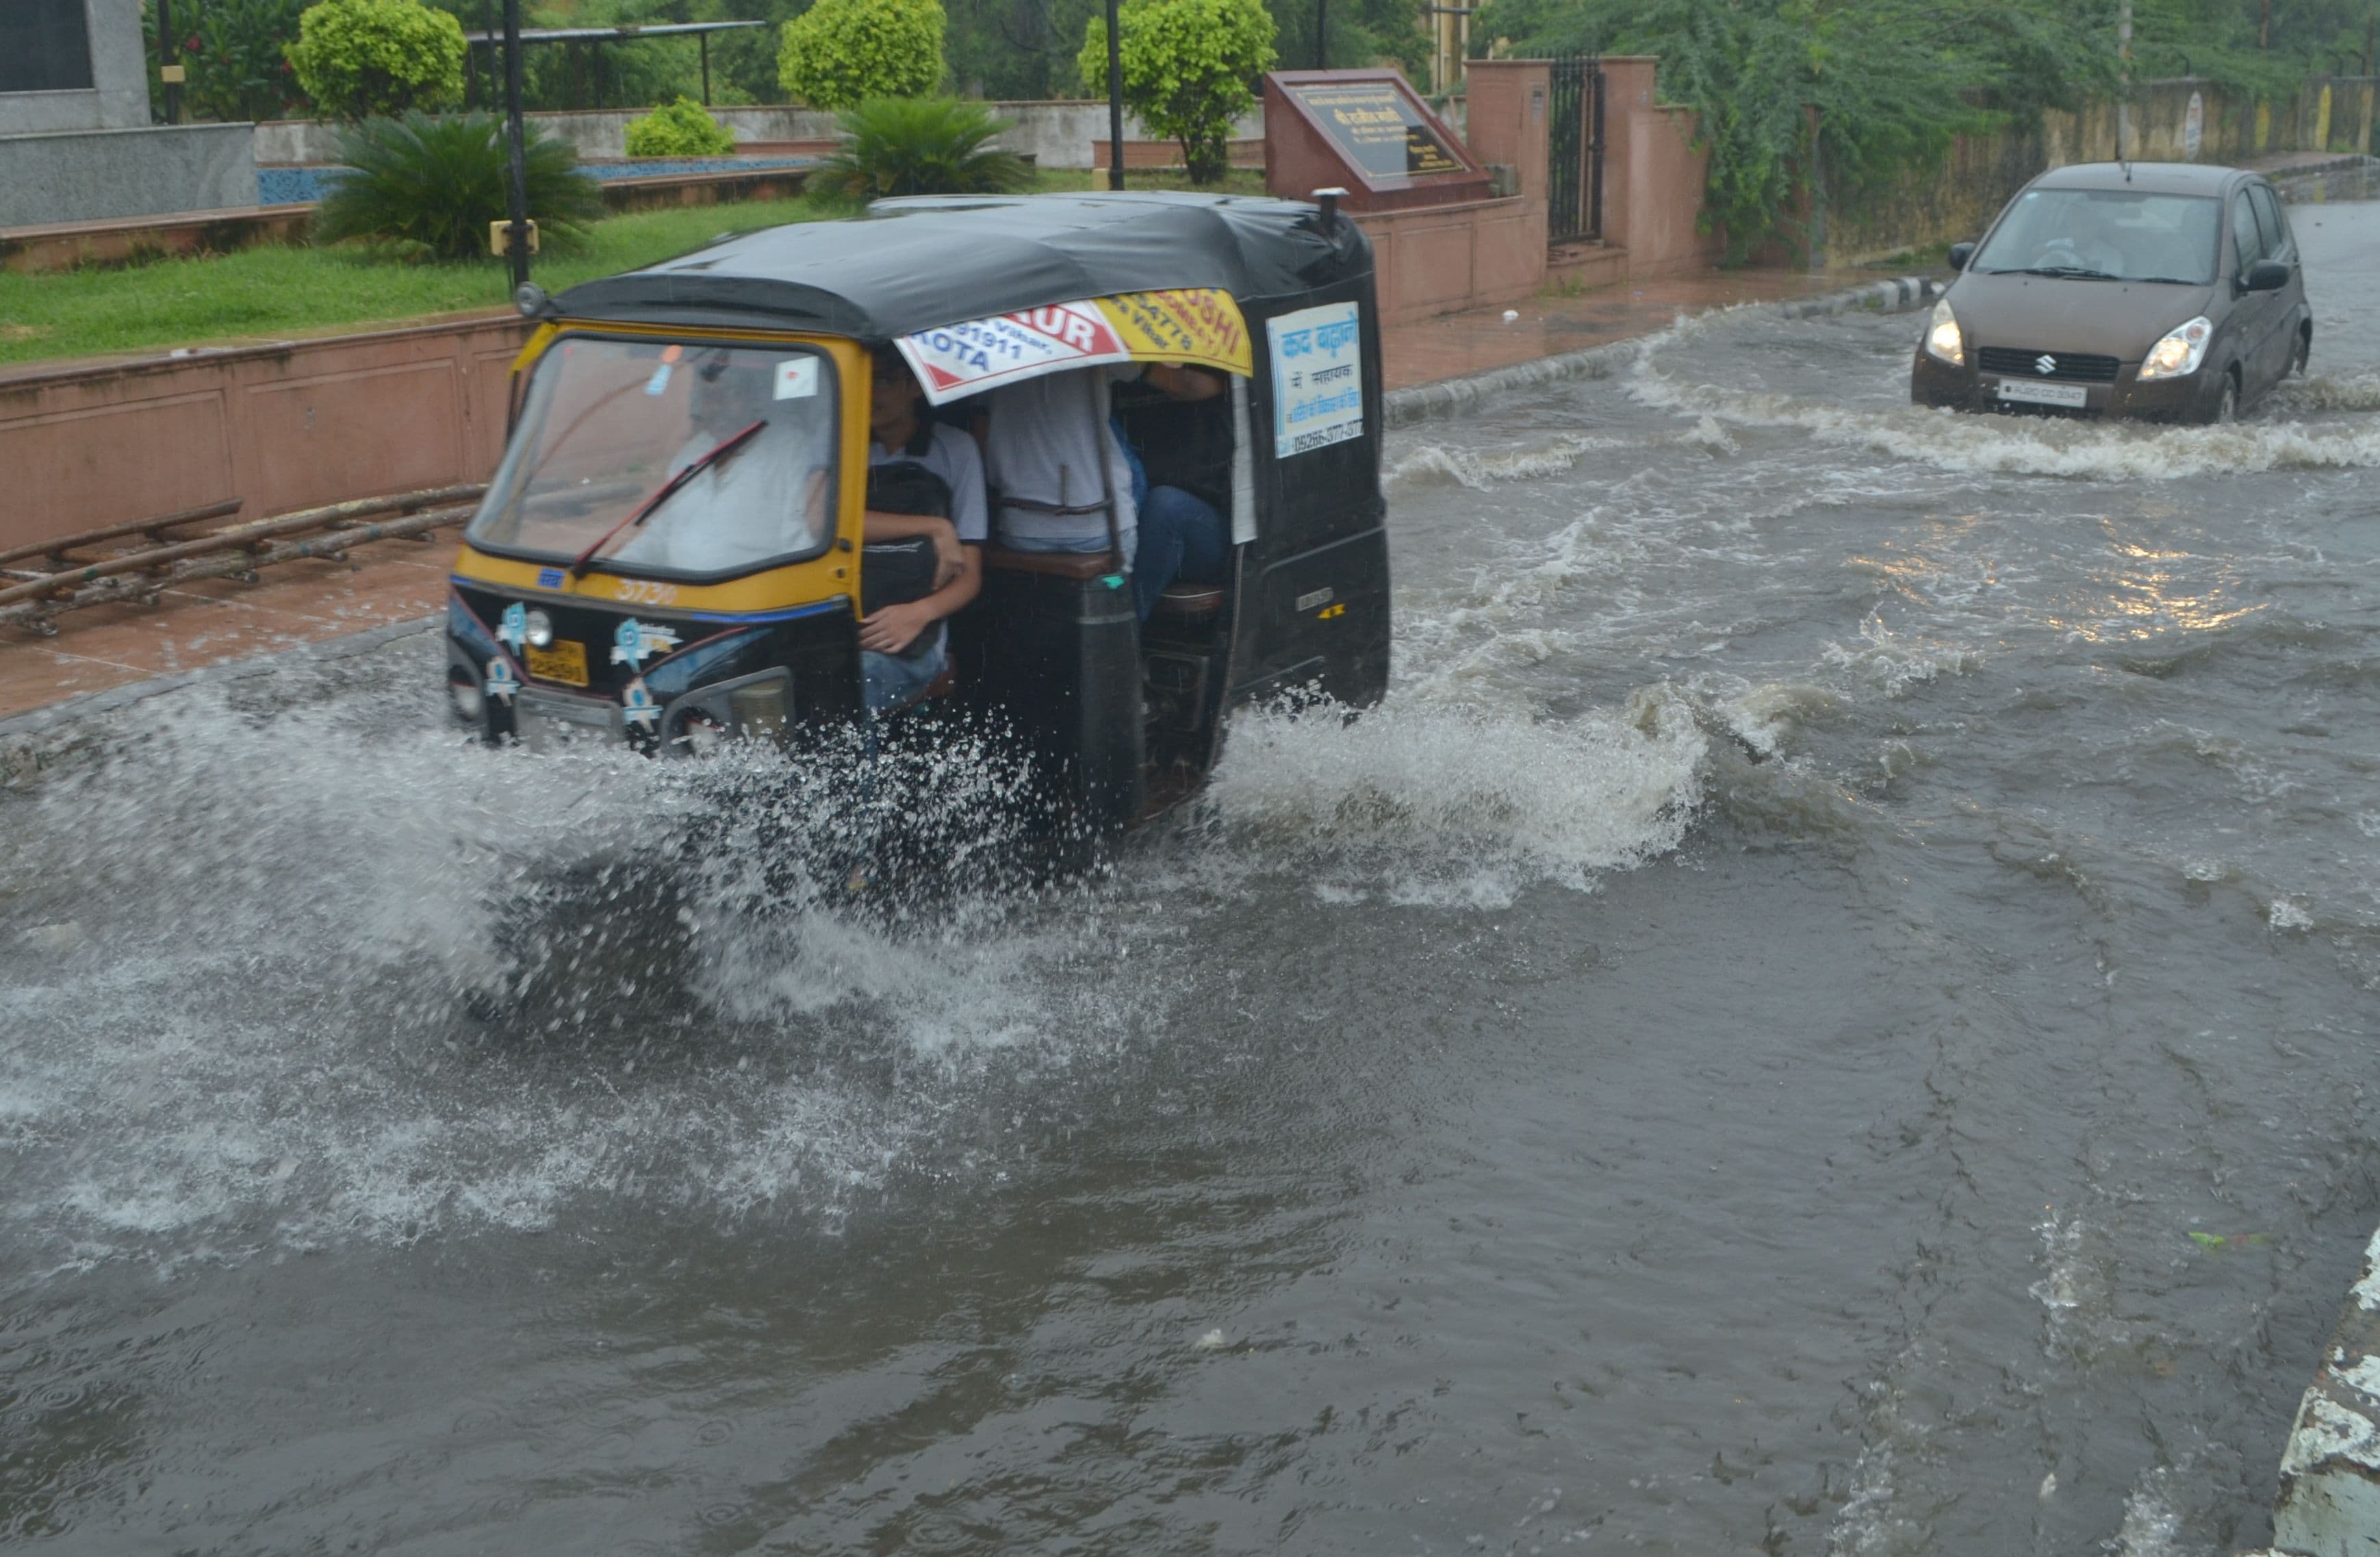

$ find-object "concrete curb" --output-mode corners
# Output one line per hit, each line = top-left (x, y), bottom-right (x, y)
(2257, 1224), (2380, 1556)
(1383, 274), (1941, 428)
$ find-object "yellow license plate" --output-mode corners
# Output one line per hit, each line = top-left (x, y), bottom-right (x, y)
(526, 640), (588, 686)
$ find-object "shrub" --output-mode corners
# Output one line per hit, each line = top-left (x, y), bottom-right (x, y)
(1079, 0), (1275, 184)
(313, 112), (604, 262)
(623, 96), (738, 157)
(154, 0), (312, 123)
(777, 0), (945, 112)
(810, 95), (1030, 200)
(284, 0), (465, 121)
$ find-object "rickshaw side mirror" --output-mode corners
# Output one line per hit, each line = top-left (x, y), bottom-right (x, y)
(1313, 187), (1347, 237)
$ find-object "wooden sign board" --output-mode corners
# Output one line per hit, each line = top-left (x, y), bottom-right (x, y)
(1263, 68), (1491, 212)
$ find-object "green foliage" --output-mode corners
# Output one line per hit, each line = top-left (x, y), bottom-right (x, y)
(1475, 0), (2127, 260)
(1079, 0), (1277, 183)
(313, 112), (603, 261)
(140, 0), (312, 122)
(285, 0), (467, 118)
(624, 96), (738, 156)
(811, 95), (1031, 198)
(778, 0), (947, 110)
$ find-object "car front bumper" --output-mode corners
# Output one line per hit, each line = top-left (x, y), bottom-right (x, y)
(1909, 352), (2218, 421)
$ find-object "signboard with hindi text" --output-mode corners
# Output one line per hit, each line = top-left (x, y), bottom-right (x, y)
(1262, 68), (1489, 212)
(1267, 301), (1364, 457)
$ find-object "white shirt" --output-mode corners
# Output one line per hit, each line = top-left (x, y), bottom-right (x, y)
(982, 365), (1140, 547)
(867, 420), (988, 544)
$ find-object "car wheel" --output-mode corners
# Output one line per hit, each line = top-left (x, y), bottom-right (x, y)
(2292, 329), (2311, 377)
(2210, 373), (2239, 426)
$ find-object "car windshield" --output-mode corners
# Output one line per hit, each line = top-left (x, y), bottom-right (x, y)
(466, 337), (837, 577)
(1971, 189), (2222, 283)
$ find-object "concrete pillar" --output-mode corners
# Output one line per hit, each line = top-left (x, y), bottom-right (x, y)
(1463, 60), (1550, 216)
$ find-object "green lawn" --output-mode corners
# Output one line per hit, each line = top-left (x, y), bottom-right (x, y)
(0, 195), (836, 368)
(0, 168), (1270, 369)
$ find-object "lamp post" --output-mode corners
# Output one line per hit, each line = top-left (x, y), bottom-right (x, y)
(1314, 0), (1327, 68)
(157, 0), (182, 123)
(1105, 0), (1125, 190)
(502, 0), (531, 289)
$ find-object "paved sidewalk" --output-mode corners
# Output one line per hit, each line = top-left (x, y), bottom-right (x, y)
(0, 266), (1847, 722)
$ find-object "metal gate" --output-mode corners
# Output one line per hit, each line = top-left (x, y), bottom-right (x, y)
(1547, 55), (1604, 244)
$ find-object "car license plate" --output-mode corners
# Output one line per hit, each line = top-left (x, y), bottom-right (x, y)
(1996, 379), (2089, 409)
(526, 640), (588, 685)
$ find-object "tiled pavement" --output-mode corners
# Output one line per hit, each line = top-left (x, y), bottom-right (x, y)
(1, 266), (1844, 722)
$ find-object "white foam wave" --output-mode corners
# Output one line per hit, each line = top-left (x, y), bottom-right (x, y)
(1205, 689), (1706, 904)
(1630, 357), (2380, 481)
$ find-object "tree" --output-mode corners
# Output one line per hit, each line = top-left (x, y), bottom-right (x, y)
(1079, 0), (1277, 183)
(1472, 0), (2124, 260)
(285, 0), (466, 119)
(778, 0), (947, 110)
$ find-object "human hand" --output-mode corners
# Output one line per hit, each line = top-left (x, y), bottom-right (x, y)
(928, 520), (962, 588)
(860, 600), (934, 655)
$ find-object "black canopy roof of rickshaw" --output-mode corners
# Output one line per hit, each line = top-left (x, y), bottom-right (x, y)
(549, 190), (1373, 340)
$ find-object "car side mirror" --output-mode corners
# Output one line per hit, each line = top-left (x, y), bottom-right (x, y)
(1947, 242), (1975, 272)
(2242, 259), (2291, 292)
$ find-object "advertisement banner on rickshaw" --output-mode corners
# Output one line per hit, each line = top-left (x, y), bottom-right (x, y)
(1266, 301), (1364, 456)
(897, 289), (1253, 404)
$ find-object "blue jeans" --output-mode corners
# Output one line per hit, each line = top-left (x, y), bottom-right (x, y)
(1131, 485), (1229, 621)
(861, 636), (946, 716)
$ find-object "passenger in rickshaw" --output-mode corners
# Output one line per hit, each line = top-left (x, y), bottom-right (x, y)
(982, 362), (1229, 620)
(860, 347), (986, 713)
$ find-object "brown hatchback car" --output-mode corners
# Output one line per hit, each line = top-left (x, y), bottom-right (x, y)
(1910, 162), (2312, 423)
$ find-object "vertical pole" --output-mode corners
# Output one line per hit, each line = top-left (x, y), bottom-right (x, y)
(701, 33), (711, 106)
(2116, 0), (2132, 160)
(1314, 0), (1327, 69)
(157, 0), (181, 123)
(1807, 107), (1826, 270)
(503, 0), (531, 290)
(1105, 0), (1125, 190)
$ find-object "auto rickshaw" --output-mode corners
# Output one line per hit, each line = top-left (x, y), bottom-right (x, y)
(446, 191), (1390, 832)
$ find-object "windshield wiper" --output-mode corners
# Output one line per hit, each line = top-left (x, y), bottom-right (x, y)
(568, 419), (767, 578)
(2128, 275), (2204, 286)
(1998, 265), (2121, 280)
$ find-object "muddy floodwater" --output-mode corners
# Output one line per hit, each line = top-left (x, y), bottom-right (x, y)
(7, 185), (2380, 1555)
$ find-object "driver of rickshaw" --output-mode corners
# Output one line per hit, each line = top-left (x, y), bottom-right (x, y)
(610, 351), (832, 574)
(858, 346), (986, 713)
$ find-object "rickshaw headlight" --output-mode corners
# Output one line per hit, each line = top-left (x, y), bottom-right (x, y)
(448, 672), (485, 724)
(523, 608), (554, 648)
(729, 680), (789, 739)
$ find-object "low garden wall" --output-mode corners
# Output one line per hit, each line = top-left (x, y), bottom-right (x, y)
(253, 101), (1267, 170)
(0, 123), (259, 228)
(1828, 74), (2380, 266)
(0, 316), (527, 553)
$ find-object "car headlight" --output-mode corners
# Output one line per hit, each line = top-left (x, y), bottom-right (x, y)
(523, 608), (554, 648)
(1924, 299), (1965, 366)
(2137, 315), (2213, 381)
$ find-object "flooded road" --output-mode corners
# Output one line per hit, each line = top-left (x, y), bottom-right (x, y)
(7, 177), (2380, 1554)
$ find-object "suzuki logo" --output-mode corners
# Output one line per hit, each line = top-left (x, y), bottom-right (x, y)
(2035, 354), (2058, 375)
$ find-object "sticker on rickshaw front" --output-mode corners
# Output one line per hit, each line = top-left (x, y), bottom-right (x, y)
(611, 618), (680, 668)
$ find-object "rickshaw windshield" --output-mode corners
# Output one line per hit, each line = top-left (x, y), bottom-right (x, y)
(467, 336), (838, 577)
